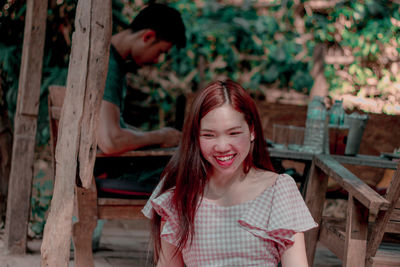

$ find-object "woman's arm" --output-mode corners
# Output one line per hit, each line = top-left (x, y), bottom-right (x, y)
(156, 222), (185, 267)
(280, 232), (309, 267)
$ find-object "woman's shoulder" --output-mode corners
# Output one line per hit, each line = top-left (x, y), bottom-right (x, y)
(252, 169), (297, 189)
(250, 170), (299, 200)
(274, 173), (298, 188)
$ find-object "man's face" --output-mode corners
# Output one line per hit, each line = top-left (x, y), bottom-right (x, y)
(132, 39), (173, 66)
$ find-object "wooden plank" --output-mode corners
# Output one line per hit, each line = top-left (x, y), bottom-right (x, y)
(72, 184), (98, 267)
(48, 86), (66, 166)
(4, 0), (48, 254)
(98, 206), (146, 220)
(41, 0), (112, 266)
(17, 0), (47, 116)
(5, 119), (36, 253)
(267, 147), (397, 169)
(98, 198), (147, 206)
(78, 0), (112, 188)
(315, 155), (390, 213)
(268, 147), (314, 161)
(332, 154), (397, 170)
(319, 220), (345, 260)
(367, 161), (400, 259)
(0, 97), (12, 224)
(385, 221), (400, 234)
(369, 248), (400, 267)
(343, 195), (368, 267)
(304, 159), (329, 266)
(390, 209), (400, 221)
(97, 147), (177, 157)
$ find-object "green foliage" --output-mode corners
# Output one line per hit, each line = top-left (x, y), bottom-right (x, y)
(165, 0), (313, 90)
(304, 0), (400, 113)
(1, 0), (399, 146)
(127, 0), (314, 129)
(30, 169), (53, 236)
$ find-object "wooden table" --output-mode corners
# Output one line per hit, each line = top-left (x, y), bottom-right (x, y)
(96, 146), (397, 197)
(268, 147), (397, 169)
(268, 146), (397, 196)
(98, 146), (397, 170)
(96, 147), (177, 157)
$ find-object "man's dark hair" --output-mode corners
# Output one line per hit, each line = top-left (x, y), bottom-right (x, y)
(128, 3), (186, 49)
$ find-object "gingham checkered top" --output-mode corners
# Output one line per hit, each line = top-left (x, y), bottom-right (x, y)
(142, 174), (317, 267)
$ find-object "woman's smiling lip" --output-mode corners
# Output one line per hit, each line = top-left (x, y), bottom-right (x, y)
(214, 154), (236, 166)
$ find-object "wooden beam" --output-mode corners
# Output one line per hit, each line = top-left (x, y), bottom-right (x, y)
(343, 195), (369, 267)
(315, 155), (390, 214)
(98, 206), (146, 220)
(5, 0), (48, 254)
(40, 0), (111, 266)
(367, 160), (400, 260)
(304, 159), (329, 266)
(78, 0), (112, 188)
(0, 75), (12, 224)
(319, 220), (345, 260)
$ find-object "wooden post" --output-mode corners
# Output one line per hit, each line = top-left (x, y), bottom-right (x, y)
(343, 195), (368, 267)
(0, 75), (13, 224)
(4, 0), (48, 254)
(366, 160), (400, 259)
(40, 0), (111, 265)
(309, 43), (328, 99)
(304, 158), (329, 266)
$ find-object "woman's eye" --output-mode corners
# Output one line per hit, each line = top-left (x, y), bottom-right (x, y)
(201, 133), (214, 137)
(230, 132), (241, 136)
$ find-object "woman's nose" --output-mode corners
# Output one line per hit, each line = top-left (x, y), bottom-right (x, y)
(214, 137), (230, 152)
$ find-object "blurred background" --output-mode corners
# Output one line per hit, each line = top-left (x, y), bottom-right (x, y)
(0, 0), (399, 237)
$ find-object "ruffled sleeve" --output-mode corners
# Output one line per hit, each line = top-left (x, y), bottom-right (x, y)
(142, 183), (180, 246)
(142, 178), (164, 219)
(238, 174), (317, 257)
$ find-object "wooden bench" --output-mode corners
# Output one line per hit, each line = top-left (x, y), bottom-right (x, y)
(304, 154), (400, 266)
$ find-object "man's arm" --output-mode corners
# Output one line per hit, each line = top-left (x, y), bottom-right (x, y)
(97, 100), (181, 155)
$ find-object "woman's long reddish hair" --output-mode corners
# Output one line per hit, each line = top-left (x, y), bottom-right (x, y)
(151, 80), (274, 261)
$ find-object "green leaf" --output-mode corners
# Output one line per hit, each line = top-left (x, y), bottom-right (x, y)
(263, 64), (280, 83)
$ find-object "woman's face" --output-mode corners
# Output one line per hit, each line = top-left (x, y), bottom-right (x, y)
(199, 104), (254, 178)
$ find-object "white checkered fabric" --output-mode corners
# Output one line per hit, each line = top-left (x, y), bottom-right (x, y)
(142, 174), (317, 267)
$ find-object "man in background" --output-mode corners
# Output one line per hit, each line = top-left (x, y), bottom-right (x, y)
(97, 3), (186, 155)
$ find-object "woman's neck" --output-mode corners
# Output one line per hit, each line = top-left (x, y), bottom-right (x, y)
(203, 168), (277, 207)
(205, 167), (250, 200)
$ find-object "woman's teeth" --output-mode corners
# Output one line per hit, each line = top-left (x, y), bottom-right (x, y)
(216, 155), (234, 161)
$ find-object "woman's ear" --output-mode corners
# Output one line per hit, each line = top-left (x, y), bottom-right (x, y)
(250, 128), (255, 142)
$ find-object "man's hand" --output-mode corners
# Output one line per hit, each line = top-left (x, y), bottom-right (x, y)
(159, 127), (182, 148)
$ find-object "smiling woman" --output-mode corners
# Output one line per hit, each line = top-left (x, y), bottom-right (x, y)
(142, 80), (317, 267)
(199, 104), (254, 176)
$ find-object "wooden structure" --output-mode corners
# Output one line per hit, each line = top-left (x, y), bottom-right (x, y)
(305, 154), (400, 266)
(5, 0), (48, 254)
(47, 85), (174, 266)
(39, 0), (112, 266)
(6, 0), (174, 264)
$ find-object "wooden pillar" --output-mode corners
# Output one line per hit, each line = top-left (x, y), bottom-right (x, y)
(40, 0), (111, 265)
(343, 195), (368, 267)
(309, 43), (328, 99)
(304, 158), (329, 266)
(0, 75), (13, 224)
(5, 0), (48, 254)
(366, 161), (400, 260)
